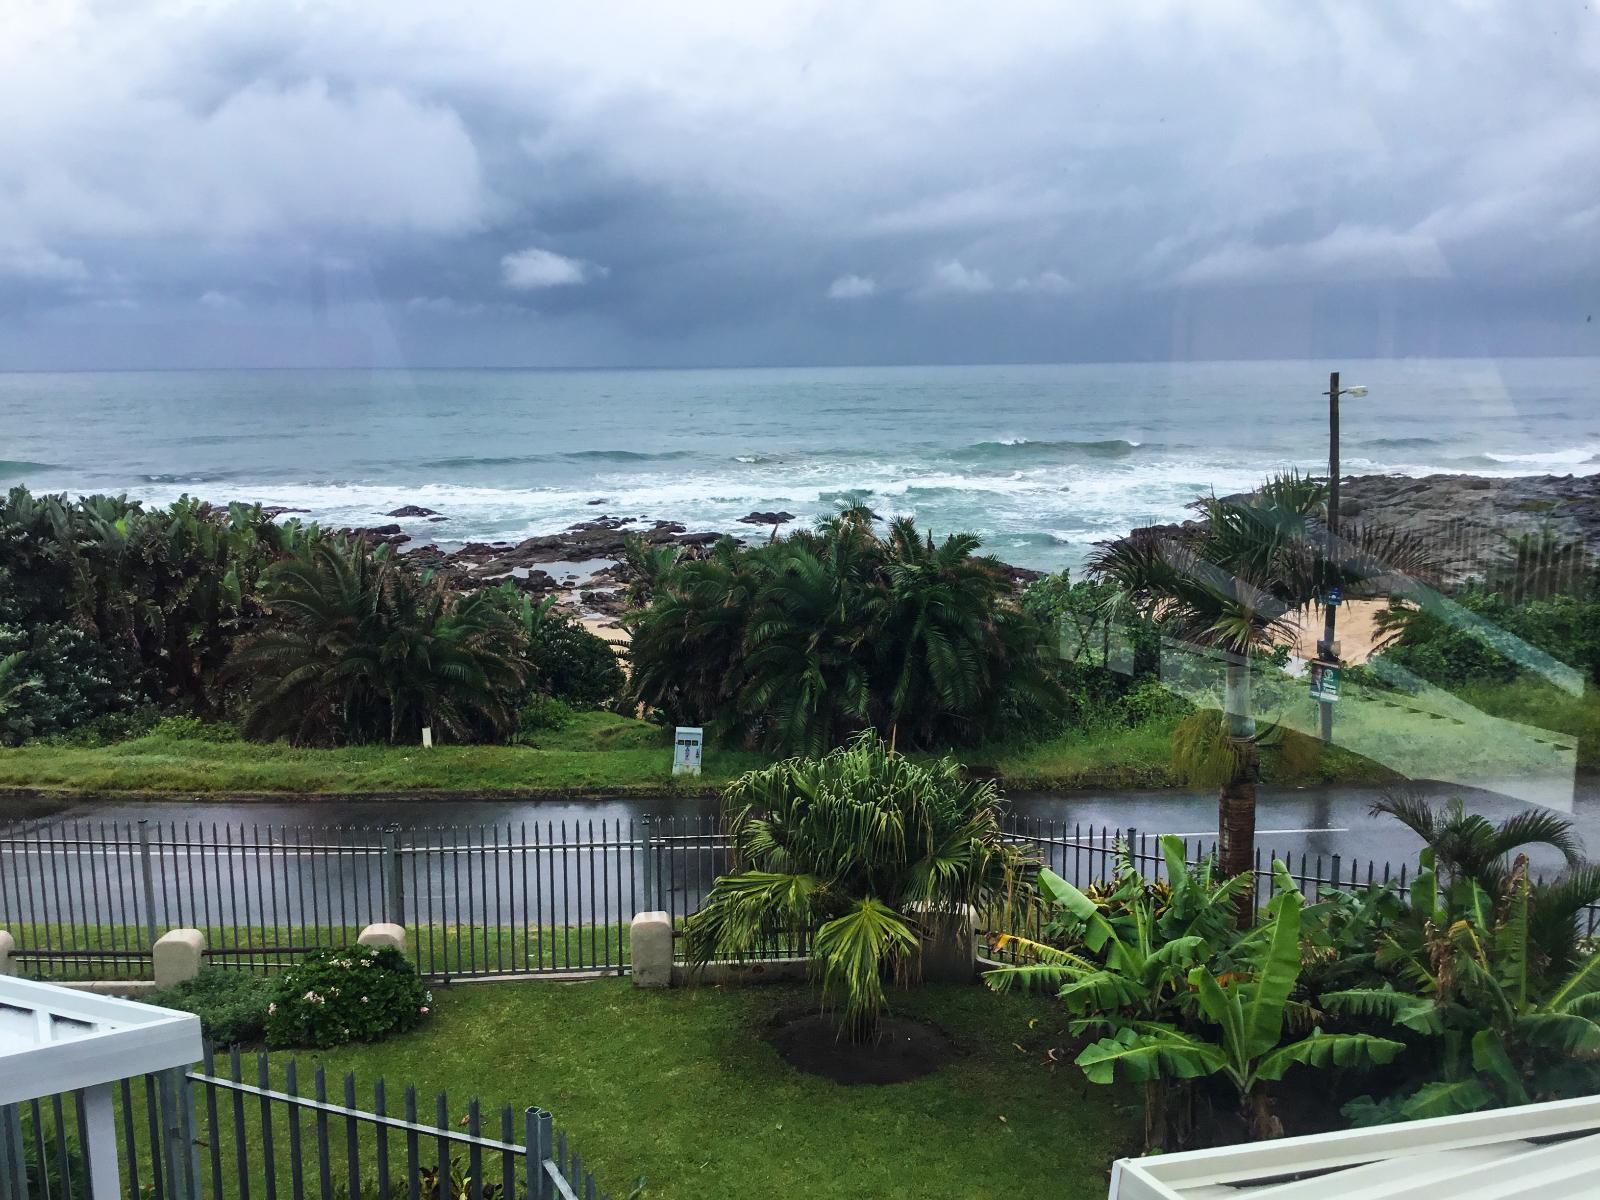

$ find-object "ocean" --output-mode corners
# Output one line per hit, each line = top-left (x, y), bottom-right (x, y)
(2, 358), (1596, 573)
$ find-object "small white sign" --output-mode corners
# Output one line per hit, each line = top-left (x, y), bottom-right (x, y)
(673, 726), (704, 776)
(421, 726), (434, 749)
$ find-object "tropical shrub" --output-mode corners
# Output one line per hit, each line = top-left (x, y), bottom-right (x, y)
(1374, 584), (1600, 689)
(0, 487), (322, 721)
(516, 693), (574, 737)
(232, 540), (527, 746)
(1328, 861), (1600, 1121)
(149, 969), (275, 1046)
(525, 610), (624, 708)
(265, 945), (431, 1050)
(627, 506), (1062, 754)
(0, 621), (134, 745)
(1072, 882), (1405, 1139)
(684, 733), (1032, 1041)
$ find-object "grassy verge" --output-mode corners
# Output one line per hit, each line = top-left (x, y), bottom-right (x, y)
(0, 711), (768, 796)
(233, 979), (1133, 1200)
(3, 681), (1587, 800)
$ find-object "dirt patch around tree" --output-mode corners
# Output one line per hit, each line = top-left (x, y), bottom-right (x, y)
(763, 1011), (961, 1085)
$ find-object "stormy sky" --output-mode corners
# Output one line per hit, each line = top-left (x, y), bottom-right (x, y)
(1, 1), (1597, 369)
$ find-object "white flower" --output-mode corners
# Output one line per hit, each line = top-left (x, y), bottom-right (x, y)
(267, 1003), (276, 1014)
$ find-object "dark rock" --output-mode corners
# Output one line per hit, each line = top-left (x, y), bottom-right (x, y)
(737, 510), (797, 526)
(426, 516), (449, 522)
(586, 498), (608, 505)
(1162, 472), (1600, 590)
(385, 505), (439, 518)
(261, 506), (312, 518)
(339, 523), (411, 548)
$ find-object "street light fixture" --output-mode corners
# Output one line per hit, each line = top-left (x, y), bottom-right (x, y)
(1318, 371), (1366, 743)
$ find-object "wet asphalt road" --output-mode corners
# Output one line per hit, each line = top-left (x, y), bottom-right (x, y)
(7, 777), (1598, 879)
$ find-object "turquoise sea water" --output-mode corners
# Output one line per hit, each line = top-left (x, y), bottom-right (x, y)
(1, 358), (1596, 572)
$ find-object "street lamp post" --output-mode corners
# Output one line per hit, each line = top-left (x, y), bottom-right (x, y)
(1318, 370), (1366, 743)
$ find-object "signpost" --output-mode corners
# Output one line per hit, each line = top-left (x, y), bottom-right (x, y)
(1309, 660), (1341, 704)
(673, 726), (704, 776)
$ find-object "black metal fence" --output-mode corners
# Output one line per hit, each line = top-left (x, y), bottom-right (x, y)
(6, 814), (1596, 982)
(0, 817), (731, 980)
(0, 1053), (610, 1200)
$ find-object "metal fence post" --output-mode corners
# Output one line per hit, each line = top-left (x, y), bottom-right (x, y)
(640, 816), (655, 913)
(0, 1103), (26, 1200)
(525, 1108), (553, 1200)
(136, 819), (160, 947)
(384, 825), (406, 926)
(157, 1067), (199, 1200)
(1329, 855), (1342, 900)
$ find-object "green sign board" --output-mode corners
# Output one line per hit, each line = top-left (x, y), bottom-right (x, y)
(1309, 660), (1341, 703)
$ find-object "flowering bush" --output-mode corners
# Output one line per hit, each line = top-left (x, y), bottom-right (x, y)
(264, 945), (432, 1049)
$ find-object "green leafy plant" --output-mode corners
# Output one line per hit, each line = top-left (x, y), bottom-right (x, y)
(149, 969), (275, 1046)
(1073, 883), (1406, 1138)
(265, 945), (432, 1050)
(985, 838), (1247, 1024)
(684, 732), (1032, 1041)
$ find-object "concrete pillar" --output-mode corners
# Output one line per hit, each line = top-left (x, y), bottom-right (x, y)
(152, 928), (205, 987)
(630, 910), (673, 987)
(917, 905), (978, 983)
(357, 923), (408, 952)
(0, 929), (14, 975)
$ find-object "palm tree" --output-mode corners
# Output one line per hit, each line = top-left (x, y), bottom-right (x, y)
(1371, 788), (1582, 894)
(231, 539), (526, 745)
(626, 505), (1060, 755)
(683, 733), (1032, 1041)
(876, 516), (1059, 747)
(626, 536), (759, 730)
(1090, 473), (1434, 891)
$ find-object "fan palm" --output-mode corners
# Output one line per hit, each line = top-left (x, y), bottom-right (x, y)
(1090, 473), (1435, 890)
(683, 732), (1033, 1041)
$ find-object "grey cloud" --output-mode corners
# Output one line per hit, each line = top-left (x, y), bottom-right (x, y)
(0, 1), (1596, 367)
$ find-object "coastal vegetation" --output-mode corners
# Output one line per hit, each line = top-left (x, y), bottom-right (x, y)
(625, 504), (1062, 754)
(986, 794), (1600, 1149)
(2, 481), (1597, 799)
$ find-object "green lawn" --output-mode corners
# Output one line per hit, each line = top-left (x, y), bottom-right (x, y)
(3, 681), (1582, 799)
(0, 712), (768, 796)
(268, 978), (1135, 1200)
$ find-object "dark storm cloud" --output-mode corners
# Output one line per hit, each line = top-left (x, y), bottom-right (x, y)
(0, 1), (1596, 368)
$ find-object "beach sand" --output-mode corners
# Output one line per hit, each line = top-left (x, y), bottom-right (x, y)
(1283, 598), (1392, 665)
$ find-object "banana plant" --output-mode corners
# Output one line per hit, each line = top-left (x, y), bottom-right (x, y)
(1326, 858), (1600, 1121)
(984, 836), (1248, 1025)
(1074, 884), (1406, 1136)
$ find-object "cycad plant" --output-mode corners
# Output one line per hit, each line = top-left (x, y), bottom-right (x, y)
(683, 733), (1032, 1042)
(231, 539), (527, 745)
(1091, 473), (1435, 886)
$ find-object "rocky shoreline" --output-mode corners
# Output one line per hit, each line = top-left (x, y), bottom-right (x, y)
(271, 471), (1600, 618)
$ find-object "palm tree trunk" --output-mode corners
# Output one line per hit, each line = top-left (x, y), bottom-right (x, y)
(1218, 658), (1258, 921)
